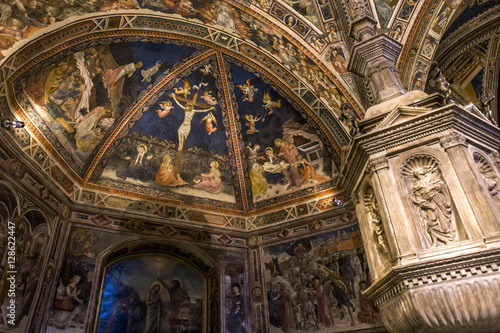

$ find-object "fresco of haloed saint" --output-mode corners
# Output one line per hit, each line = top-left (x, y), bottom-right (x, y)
(20, 42), (199, 167)
(46, 227), (131, 333)
(100, 62), (236, 203)
(97, 256), (203, 333)
(230, 63), (337, 203)
(263, 224), (383, 332)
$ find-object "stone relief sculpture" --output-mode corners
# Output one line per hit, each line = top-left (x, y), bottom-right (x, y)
(364, 185), (390, 260)
(473, 152), (500, 202)
(426, 61), (451, 104)
(401, 155), (456, 248)
(479, 92), (497, 127)
(348, 0), (369, 20)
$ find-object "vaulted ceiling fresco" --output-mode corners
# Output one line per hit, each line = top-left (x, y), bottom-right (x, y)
(0, 0), (498, 226)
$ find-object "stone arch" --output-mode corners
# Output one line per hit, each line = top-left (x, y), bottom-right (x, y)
(0, 182), (19, 223)
(91, 237), (222, 332)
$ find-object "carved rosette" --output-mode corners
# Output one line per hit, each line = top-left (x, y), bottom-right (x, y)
(400, 155), (456, 248)
(364, 185), (390, 260)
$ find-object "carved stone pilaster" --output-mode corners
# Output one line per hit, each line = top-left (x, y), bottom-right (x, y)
(439, 132), (467, 149)
(364, 185), (391, 261)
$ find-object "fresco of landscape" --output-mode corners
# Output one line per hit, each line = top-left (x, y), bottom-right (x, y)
(263, 224), (383, 332)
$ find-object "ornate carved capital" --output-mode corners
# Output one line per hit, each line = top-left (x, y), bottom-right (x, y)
(440, 132), (467, 149)
(370, 156), (388, 171)
(364, 163), (374, 178)
(351, 190), (360, 205)
(491, 150), (500, 164)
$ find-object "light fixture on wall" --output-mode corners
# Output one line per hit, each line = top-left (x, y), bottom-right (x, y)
(1, 119), (25, 128)
(333, 198), (343, 206)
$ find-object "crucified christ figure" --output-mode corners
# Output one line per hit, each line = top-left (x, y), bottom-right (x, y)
(169, 92), (216, 174)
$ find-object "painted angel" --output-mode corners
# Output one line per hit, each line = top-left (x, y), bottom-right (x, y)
(201, 64), (213, 76)
(201, 112), (217, 135)
(157, 100), (173, 118)
(262, 90), (281, 121)
(201, 91), (218, 105)
(244, 114), (261, 134)
(193, 82), (208, 91)
(236, 78), (258, 102)
(141, 61), (162, 83)
(174, 79), (191, 98)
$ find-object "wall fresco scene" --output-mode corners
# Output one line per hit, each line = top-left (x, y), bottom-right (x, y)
(263, 224), (383, 332)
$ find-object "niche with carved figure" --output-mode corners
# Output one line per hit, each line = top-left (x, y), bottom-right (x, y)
(400, 154), (467, 249)
(473, 152), (500, 204)
(363, 185), (390, 262)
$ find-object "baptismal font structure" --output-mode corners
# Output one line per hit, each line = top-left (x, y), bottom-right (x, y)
(339, 1), (500, 332)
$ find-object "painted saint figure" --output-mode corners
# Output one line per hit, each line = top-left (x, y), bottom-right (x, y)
(274, 282), (293, 333)
(49, 275), (83, 329)
(226, 283), (245, 333)
(116, 144), (155, 181)
(155, 154), (187, 187)
(193, 161), (224, 193)
(143, 282), (163, 333)
(158, 277), (191, 333)
(312, 276), (335, 327)
(357, 281), (380, 324)
(103, 61), (142, 91)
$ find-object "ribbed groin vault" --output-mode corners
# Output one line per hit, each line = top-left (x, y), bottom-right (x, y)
(0, 1), (499, 332)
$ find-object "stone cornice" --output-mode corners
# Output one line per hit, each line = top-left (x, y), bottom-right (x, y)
(338, 103), (500, 194)
(364, 246), (500, 307)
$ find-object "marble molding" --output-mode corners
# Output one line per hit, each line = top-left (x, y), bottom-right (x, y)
(339, 99), (500, 332)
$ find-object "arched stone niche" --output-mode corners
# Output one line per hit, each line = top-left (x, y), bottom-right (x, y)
(91, 239), (221, 333)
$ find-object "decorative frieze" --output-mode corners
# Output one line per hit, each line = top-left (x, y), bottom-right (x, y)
(439, 131), (467, 149)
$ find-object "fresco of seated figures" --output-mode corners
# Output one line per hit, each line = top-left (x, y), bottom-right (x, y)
(3, 0), (351, 115)
(230, 60), (339, 206)
(92, 55), (338, 210)
(18, 41), (205, 172)
(0, 0), (324, 57)
(263, 224), (384, 332)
